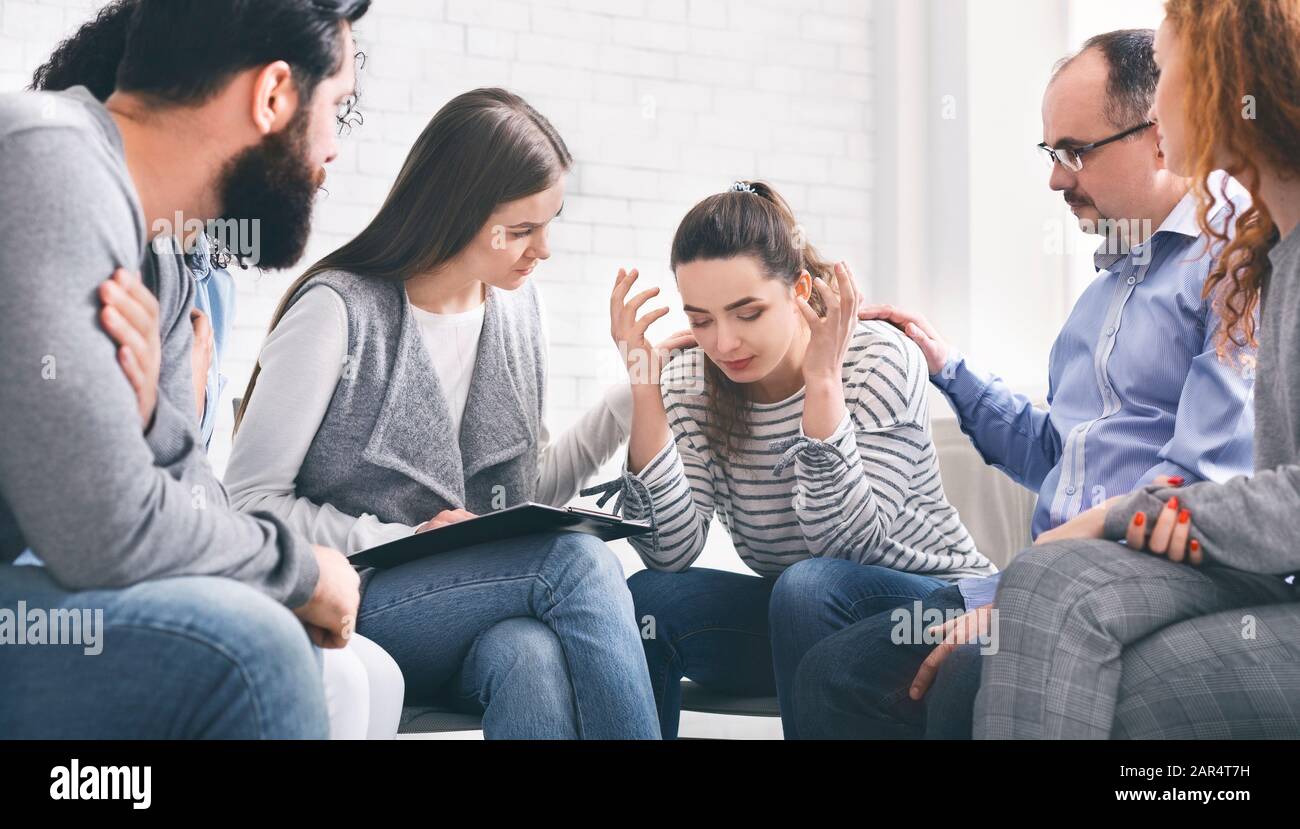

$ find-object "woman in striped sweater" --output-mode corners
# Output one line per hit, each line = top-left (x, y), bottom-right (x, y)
(599, 181), (995, 738)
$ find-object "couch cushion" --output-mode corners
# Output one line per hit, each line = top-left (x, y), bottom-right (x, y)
(399, 705), (483, 734)
(396, 680), (782, 735)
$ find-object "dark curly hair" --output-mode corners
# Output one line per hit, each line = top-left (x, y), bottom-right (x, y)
(29, 0), (135, 103)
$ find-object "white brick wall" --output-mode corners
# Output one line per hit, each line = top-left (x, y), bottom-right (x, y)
(312, 0), (874, 464)
(1, 0), (874, 482)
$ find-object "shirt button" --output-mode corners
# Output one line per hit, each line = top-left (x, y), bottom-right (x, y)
(1127, 277), (1137, 286)
(1066, 486), (1076, 495)
(1107, 327), (1116, 336)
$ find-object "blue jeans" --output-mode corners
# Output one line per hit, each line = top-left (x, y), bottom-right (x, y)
(794, 584), (980, 739)
(0, 565), (328, 739)
(627, 558), (947, 739)
(356, 531), (659, 739)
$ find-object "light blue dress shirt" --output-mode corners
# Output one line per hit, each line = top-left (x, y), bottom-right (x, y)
(186, 234), (236, 449)
(944, 174), (1257, 609)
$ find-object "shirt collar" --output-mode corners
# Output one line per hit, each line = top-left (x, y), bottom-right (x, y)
(1093, 170), (1247, 272)
(1093, 245), (1127, 273)
(1152, 185), (1202, 239)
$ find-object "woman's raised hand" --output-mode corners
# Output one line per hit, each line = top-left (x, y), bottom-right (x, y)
(611, 268), (694, 473)
(797, 261), (859, 384)
(610, 268), (676, 386)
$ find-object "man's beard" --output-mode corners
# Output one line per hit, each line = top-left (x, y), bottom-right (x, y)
(215, 108), (322, 270)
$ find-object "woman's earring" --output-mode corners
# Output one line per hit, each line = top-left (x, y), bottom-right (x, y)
(796, 270), (812, 301)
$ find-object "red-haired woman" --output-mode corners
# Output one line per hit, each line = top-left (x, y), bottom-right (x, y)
(975, 0), (1300, 739)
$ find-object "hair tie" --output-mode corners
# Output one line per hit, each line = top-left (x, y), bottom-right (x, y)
(730, 181), (757, 195)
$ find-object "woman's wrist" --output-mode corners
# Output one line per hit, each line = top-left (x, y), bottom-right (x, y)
(630, 381), (665, 405)
(627, 384), (670, 473)
(1102, 490), (1159, 540)
(804, 371), (841, 393)
(801, 376), (847, 440)
(621, 341), (664, 387)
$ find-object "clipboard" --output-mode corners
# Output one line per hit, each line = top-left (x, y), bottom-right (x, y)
(348, 502), (652, 569)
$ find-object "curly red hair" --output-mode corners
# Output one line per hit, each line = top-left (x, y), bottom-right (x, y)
(1164, 0), (1300, 359)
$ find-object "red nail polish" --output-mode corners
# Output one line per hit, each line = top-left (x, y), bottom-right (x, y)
(1167, 476), (1184, 487)
(1190, 539), (1200, 552)
(1134, 512), (1145, 526)
(1167, 496), (1179, 510)
(1178, 509), (1190, 524)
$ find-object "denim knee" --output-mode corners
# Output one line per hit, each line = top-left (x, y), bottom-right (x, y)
(118, 577), (328, 738)
(791, 635), (846, 737)
(924, 644), (982, 739)
(0, 574), (329, 739)
(470, 617), (566, 677)
(769, 557), (851, 620)
(544, 532), (627, 594)
(626, 567), (673, 606)
(626, 567), (700, 630)
(465, 617), (573, 714)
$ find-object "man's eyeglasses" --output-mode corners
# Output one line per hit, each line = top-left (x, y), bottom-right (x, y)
(1037, 122), (1155, 172)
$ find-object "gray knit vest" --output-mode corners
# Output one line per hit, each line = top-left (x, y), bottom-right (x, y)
(291, 270), (546, 525)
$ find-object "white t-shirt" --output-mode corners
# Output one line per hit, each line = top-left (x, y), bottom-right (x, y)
(410, 301), (486, 437)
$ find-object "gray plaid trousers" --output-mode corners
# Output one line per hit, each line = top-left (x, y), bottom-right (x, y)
(973, 539), (1299, 739)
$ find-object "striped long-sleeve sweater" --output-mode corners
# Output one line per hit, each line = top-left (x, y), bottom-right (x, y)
(616, 321), (997, 580)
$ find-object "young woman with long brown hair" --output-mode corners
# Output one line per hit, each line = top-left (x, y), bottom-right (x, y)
(597, 181), (994, 738)
(974, 0), (1300, 739)
(225, 89), (660, 739)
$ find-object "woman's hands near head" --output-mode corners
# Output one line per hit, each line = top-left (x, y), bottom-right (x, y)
(653, 328), (697, 366)
(795, 262), (859, 441)
(609, 268), (695, 386)
(797, 261), (859, 385)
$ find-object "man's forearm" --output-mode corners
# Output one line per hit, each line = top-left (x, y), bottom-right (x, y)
(934, 355), (1059, 489)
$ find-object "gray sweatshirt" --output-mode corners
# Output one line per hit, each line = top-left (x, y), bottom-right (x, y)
(1103, 224), (1300, 578)
(0, 86), (318, 606)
